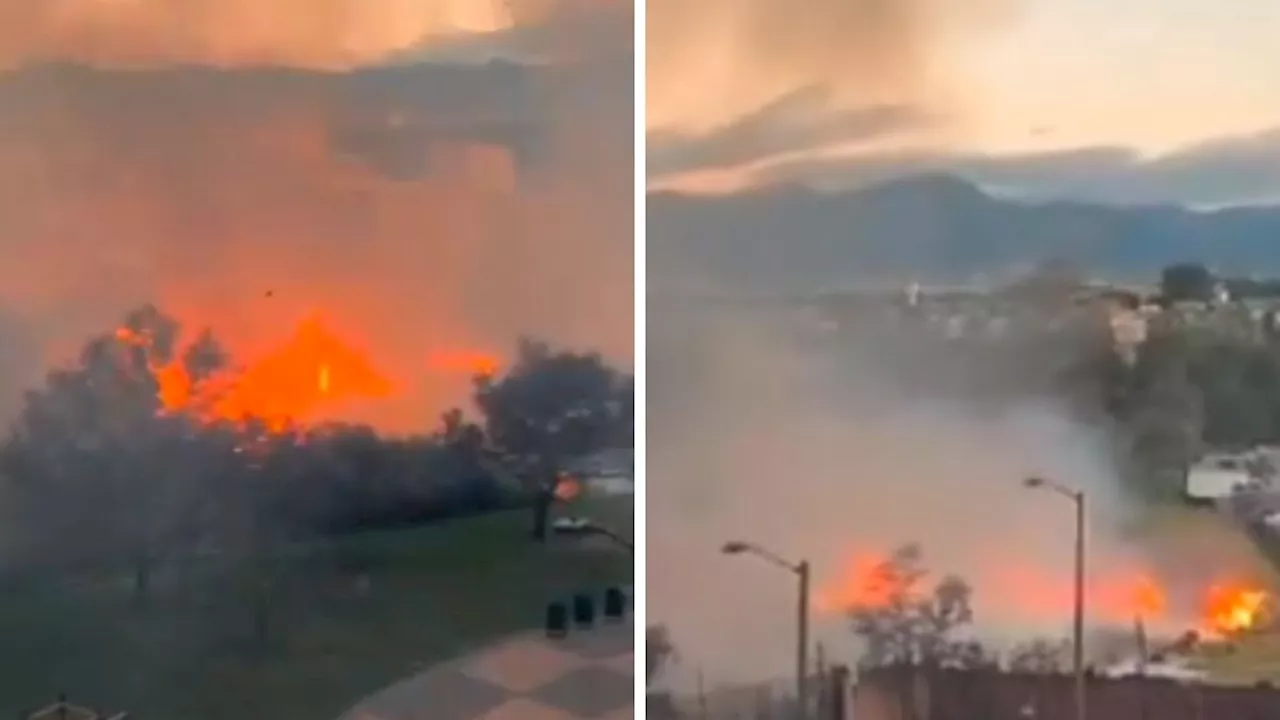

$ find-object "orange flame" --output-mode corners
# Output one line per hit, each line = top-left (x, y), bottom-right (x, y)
(814, 548), (1273, 639)
(1129, 574), (1169, 618)
(116, 313), (395, 432)
(554, 474), (582, 502)
(1202, 584), (1270, 636)
(814, 553), (909, 613)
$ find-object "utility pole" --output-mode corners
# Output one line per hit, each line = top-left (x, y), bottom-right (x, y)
(722, 541), (812, 719)
(797, 559), (811, 720)
(1073, 491), (1086, 720)
(1023, 477), (1087, 720)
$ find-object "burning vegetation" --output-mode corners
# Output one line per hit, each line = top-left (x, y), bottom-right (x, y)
(0, 25), (633, 437)
(0, 302), (632, 714)
(0, 1), (633, 714)
(813, 543), (1276, 673)
(114, 311), (420, 433)
(646, 287), (1280, 686)
(0, 302), (633, 576)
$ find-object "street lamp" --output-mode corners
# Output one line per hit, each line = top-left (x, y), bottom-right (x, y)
(722, 540), (811, 719)
(1023, 476), (1086, 720)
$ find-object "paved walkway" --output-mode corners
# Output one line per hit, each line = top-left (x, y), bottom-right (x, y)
(338, 618), (634, 720)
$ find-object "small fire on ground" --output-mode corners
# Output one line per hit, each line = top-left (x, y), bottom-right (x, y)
(815, 551), (1274, 640)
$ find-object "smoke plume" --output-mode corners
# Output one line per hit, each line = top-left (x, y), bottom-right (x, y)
(646, 285), (1271, 689)
(0, 1), (633, 433)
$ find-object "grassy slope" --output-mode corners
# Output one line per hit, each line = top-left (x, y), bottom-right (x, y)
(0, 502), (632, 719)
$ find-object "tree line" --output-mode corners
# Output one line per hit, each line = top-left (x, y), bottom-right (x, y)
(1076, 264), (1280, 502)
(0, 304), (634, 593)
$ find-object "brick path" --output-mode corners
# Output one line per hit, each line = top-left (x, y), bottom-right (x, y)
(337, 619), (634, 720)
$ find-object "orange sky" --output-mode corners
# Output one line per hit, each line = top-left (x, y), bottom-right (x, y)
(0, 0), (520, 69)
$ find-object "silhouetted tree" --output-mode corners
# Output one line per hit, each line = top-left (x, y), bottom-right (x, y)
(847, 544), (986, 669)
(0, 305), (226, 603)
(474, 338), (633, 539)
(1160, 263), (1216, 303)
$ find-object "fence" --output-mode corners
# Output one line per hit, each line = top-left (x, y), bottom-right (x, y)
(665, 664), (1280, 720)
(853, 666), (1280, 720)
(655, 665), (852, 720)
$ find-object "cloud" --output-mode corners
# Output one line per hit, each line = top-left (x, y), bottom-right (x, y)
(648, 88), (937, 179)
(647, 0), (1014, 137)
(401, 0), (633, 65)
(0, 0), (627, 69)
(740, 125), (1280, 208)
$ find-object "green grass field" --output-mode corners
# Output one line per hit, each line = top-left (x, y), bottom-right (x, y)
(0, 501), (632, 718)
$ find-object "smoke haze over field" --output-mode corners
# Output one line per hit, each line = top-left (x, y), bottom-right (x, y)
(646, 289), (1272, 688)
(646, 0), (1280, 691)
(648, 296), (1121, 684)
(0, 1), (632, 433)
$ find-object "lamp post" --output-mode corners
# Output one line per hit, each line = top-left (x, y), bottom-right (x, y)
(1024, 476), (1086, 720)
(722, 541), (811, 719)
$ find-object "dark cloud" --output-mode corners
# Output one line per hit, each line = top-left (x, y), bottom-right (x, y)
(750, 126), (1280, 207)
(648, 89), (935, 178)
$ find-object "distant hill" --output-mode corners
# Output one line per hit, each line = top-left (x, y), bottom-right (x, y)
(648, 174), (1280, 290)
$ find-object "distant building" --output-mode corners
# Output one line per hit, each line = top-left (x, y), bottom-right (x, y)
(1213, 281), (1232, 306)
(1108, 308), (1148, 365)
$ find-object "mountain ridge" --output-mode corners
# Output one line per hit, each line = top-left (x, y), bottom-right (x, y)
(648, 174), (1280, 289)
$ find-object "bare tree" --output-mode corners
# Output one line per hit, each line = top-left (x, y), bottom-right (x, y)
(847, 544), (988, 669)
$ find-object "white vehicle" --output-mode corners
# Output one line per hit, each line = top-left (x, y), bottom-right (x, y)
(552, 516), (594, 532)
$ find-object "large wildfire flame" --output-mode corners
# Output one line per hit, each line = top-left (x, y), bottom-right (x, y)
(816, 550), (1274, 641)
(116, 313), (500, 433)
(0, 2), (633, 435)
